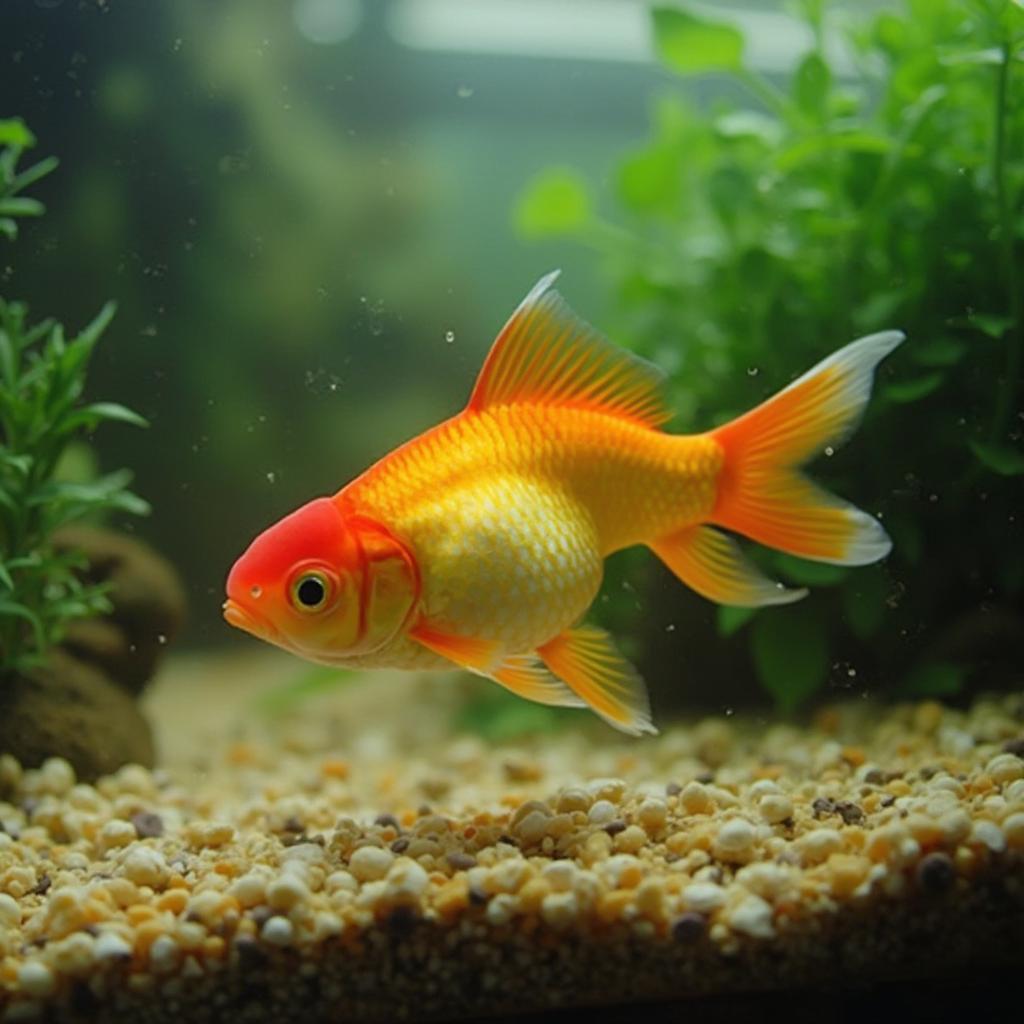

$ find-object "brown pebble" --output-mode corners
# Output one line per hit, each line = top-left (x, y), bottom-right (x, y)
(131, 811), (165, 839)
(375, 813), (401, 831)
(915, 852), (955, 895)
(446, 851), (477, 871)
(603, 820), (627, 836)
(31, 874), (52, 896)
(390, 837), (410, 854)
(836, 801), (865, 825)
(862, 768), (885, 785)
(233, 934), (268, 966)
(665, 782), (682, 797)
(281, 816), (304, 833)
(695, 771), (714, 785)
(812, 797), (835, 817)
(1002, 737), (1024, 757)
(671, 912), (707, 943)
(468, 887), (488, 906)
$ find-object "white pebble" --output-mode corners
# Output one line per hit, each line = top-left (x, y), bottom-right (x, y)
(712, 818), (755, 860)
(95, 931), (133, 961)
(325, 870), (359, 895)
(18, 961), (55, 998)
(987, 753), (1024, 784)
(587, 777), (627, 801)
(485, 892), (516, 926)
(122, 846), (169, 887)
(970, 819), (1006, 853)
(99, 819), (137, 851)
(541, 861), (577, 892)
(540, 890), (579, 929)
(798, 828), (843, 864)
(682, 882), (726, 913)
(349, 845), (394, 882)
(1005, 779), (1024, 803)
(261, 915), (294, 946)
(149, 934), (181, 973)
(230, 871), (269, 908)
(758, 794), (793, 825)
(0, 893), (20, 926)
(637, 798), (667, 831)
(727, 895), (775, 939)
(1002, 812), (1024, 848)
(386, 859), (429, 901)
(266, 873), (310, 911)
(587, 800), (617, 825)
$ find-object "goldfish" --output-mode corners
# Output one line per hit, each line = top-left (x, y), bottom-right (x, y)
(224, 272), (902, 734)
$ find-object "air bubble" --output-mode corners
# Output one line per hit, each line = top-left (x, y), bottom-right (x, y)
(824, 446), (834, 456)
(746, 367), (759, 376)
(456, 84), (474, 99)
(266, 471), (277, 484)
(250, 585), (263, 599)
(444, 330), (455, 344)
(157, 634), (167, 646)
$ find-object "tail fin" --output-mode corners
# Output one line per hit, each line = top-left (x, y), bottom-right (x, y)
(709, 331), (904, 566)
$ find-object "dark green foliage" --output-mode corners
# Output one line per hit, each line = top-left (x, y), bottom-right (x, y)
(0, 122), (148, 677)
(515, 1), (1024, 710)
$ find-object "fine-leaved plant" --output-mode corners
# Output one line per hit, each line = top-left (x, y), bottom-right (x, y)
(515, 0), (1024, 710)
(0, 119), (149, 678)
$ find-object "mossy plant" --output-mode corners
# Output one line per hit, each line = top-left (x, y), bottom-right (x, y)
(515, 0), (1024, 710)
(0, 119), (149, 678)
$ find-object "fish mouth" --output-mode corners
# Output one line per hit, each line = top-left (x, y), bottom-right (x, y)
(223, 598), (264, 637)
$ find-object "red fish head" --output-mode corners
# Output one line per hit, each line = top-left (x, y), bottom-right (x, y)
(224, 497), (419, 662)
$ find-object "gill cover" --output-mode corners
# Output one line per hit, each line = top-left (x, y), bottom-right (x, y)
(348, 514), (420, 655)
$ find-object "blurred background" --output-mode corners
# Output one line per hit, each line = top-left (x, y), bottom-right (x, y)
(2, 0), (1021, 718)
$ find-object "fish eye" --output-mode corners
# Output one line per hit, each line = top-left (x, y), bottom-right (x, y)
(290, 570), (332, 613)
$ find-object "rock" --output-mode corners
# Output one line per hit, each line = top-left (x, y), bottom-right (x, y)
(54, 526), (186, 695)
(0, 649), (154, 782)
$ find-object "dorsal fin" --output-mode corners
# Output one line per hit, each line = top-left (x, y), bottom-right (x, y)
(466, 271), (670, 428)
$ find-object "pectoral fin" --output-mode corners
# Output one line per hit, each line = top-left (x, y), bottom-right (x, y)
(409, 620), (585, 708)
(537, 625), (656, 736)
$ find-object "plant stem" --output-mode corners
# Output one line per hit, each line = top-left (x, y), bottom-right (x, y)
(990, 37), (1022, 441)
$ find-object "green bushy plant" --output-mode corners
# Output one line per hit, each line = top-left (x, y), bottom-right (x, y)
(0, 120), (149, 677)
(515, 0), (1024, 709)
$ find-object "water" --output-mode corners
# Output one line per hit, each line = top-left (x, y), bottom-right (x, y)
(0, 0), (1021, 1019)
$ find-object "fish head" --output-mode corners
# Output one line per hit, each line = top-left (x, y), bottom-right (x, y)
(224, 497), (419, 661)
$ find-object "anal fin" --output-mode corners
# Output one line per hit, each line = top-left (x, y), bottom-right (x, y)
(650, 525), (806, 607)
(538, 625), (656, 736)
(491, 656), (587, 708)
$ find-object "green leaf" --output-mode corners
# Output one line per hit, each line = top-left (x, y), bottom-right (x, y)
(514, 168), (591, 238)
(883, 372), (943, 403)
(651, 6), (743, 75)
(11, 156), (58, 193)
(969, 439), (1024, 476)
(616, 146), (681, 214)
(0, 562), (13, 591)
(58, 401), (149, 435)
(793, 52), (831, 119)
(898, 662), (965, 698)
(911, 336), (965, 367)
(963, 312), (1013, 339)
(750, 604), (829, 713)
(0, 198), (44, 218)
(775, 131), (897, 171)
(0, 119), (35, 148)
(0, 600), (45, 649)
(717, 604), (757, 636)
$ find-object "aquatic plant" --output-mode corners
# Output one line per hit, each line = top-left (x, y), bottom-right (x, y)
(516, 0), (1024, 709)
(0, 120), (149, 677)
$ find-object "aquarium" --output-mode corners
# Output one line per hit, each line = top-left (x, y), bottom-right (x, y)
(1, 0), (1022, 1021)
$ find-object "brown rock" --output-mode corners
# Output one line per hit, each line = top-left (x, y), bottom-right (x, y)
(0, 649), (154, 781)
(54, 526), (186, 695)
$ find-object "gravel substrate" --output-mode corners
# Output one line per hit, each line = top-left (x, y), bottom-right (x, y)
(1, 655), (1023, 1022)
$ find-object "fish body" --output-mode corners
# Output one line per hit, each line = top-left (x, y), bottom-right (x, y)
(225, 271), (903, 733)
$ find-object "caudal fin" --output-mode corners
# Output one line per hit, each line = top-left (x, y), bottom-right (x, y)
(709, 331), (904, 566)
